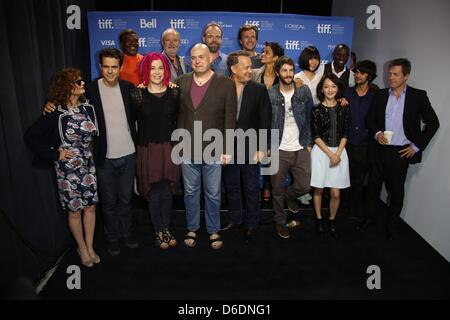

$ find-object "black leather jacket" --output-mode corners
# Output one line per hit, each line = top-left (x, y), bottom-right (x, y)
(311, 104), (351, 147)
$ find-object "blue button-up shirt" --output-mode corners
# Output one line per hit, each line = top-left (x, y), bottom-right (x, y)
(210, 51), (229, 77)
(384, 87), (419, 151)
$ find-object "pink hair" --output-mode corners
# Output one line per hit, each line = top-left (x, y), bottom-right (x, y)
(138, 52), (171, 86)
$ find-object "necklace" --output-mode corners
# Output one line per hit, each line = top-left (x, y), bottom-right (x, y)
(194, 71), (212, 86)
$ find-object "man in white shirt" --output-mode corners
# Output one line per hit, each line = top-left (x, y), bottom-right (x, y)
(268, 56), (314, 239)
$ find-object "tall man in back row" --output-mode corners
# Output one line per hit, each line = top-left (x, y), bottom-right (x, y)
(361, 58), (439, 240)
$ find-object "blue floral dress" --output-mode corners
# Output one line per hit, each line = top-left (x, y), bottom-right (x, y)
(54, 104), (99, 212)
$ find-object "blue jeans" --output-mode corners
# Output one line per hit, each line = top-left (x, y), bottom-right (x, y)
(97, 153), (136, 242)
(181, 162), (222, 234)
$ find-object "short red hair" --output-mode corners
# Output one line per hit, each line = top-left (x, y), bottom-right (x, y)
(138, 52), (171, 87)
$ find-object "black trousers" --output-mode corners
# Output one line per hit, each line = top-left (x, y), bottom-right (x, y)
(346, 144), (369, 218)
(223, 164), (260, 229)
(366, 145), (410, 223)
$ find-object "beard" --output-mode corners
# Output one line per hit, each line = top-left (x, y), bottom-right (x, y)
(280, 76), (293, 85)
(208, 43), (220, 53)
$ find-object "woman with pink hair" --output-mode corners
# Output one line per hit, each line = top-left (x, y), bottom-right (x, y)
(130, 52), (180, 249)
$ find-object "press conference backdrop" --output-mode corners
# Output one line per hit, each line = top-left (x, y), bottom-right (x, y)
(87, 11), (354, 80)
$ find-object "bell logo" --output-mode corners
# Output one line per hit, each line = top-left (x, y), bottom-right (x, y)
(98, 19), (113, 29)
(140, 18), (157, 29)
(317, 24), (332, 34)
(170, 19), (185, 29)
(285, 40), (300, 50)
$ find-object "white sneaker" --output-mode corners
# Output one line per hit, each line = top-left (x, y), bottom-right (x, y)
(298, 194), (310, 205)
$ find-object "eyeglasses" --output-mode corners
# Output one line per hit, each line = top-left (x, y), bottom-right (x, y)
(74, 79), (83, 86)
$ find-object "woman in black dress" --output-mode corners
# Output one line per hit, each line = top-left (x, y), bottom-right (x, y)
(131, 52), (180, 250)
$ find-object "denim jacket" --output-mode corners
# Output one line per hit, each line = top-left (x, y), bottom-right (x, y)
(268, 83), (314, 147)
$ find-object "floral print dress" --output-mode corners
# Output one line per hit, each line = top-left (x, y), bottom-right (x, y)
(54, 104), (99, 212)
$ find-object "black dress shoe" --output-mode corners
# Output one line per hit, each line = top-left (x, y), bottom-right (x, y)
(107, 241), (120, 256)
(221, 223), (242, 231)
(124, 235), (139, 249)
(356, 218), (376, 231)
(244, 229), (256, 242)
(315, 218), (324, 235)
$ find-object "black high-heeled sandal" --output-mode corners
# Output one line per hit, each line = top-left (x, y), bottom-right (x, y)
(162, 228), (177, 247)
(155, 231), (169, 250)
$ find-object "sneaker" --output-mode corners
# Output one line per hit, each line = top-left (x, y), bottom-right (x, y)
(298, 194), (311, 205)
(124, 235), (139, 249)
(285, 195), (300, 213)
(107, 241), (120, 256)
(276, 224), (290, 239)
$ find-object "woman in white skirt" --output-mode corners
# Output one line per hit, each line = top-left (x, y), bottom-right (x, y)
(310, 73), (350, 238)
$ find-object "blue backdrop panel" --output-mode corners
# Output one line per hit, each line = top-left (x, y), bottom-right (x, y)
(87, 11), (354, 80)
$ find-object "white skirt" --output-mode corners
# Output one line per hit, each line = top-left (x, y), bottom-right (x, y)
(310, 145), (350, 189)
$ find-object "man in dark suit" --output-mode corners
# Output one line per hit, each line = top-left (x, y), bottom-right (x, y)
(361, 58), (439, 239)
(221, 50), (271, 241)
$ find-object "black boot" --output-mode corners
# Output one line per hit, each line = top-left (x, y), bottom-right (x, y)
(329, 219), (338, 239)
(315, 218), (324, 235)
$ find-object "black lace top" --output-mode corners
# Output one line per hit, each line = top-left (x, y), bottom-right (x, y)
(311, 103), (350, 147)
(130, 88), (179, 145)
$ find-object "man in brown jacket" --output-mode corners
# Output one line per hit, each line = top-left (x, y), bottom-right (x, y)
(175, 43), (237, 250)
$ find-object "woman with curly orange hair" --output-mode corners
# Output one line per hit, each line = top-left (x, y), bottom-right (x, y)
(25, 68), (100, 267)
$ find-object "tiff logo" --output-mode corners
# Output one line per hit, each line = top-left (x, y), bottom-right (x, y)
(317, 24), (331, 34)
(140, 18), (157, 29)
(245, 20), (260, 28)
(170, 19), (185, 29)
(285, 40), (300, 50)
(98, 19), (113, 29)
(138, 38), (146, 48)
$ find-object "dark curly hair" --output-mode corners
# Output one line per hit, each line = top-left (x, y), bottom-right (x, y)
(47, 68), (85, 106)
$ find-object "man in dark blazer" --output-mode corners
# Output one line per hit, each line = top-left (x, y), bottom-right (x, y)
(221, 51), (271, 241)
(361, 58), (439, 239)
(85, 48), (139, 255)
(176, 43), (237, 250)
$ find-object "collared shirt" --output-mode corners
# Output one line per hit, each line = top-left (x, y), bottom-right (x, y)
(374, 87), (420, 152)
(210, 51), (230, 76)
(331, 62), (355, 87)
(385, 87), (412, 146)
